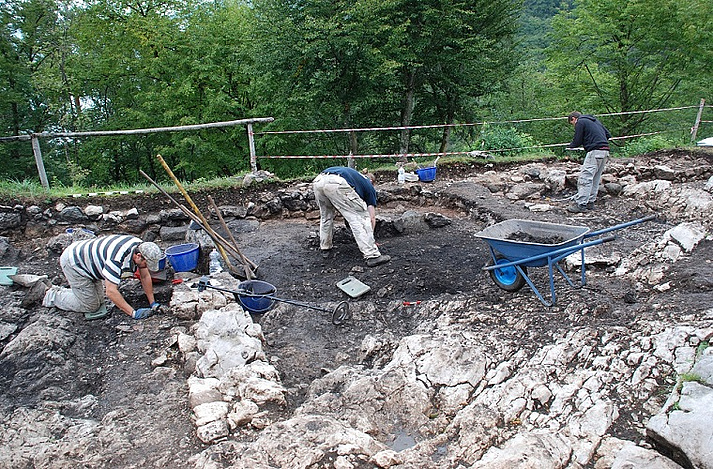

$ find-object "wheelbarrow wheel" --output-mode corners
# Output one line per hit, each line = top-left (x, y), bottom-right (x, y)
(488, 254), (527, 292)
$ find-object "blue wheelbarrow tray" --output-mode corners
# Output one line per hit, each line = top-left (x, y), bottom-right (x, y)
(475, 219), (590, 267)
(475, 216), (655, 307)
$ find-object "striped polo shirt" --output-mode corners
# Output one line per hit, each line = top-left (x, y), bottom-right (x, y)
(66, 235), (141, 285)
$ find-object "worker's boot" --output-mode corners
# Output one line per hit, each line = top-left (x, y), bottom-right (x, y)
(366, 255), (391, 267)
(567, 203), (588, 213)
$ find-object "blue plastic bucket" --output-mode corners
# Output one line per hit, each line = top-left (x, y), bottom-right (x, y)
(237, 280), (276, 314)
(415, 166), (437, 182)
(165, 243), (200, 272)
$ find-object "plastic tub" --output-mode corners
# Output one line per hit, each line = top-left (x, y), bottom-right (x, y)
(0, 266), (18, 286)
(237, 280), (277, 314)
(415, 167), (437, 182)
(165, 243), (200, 272)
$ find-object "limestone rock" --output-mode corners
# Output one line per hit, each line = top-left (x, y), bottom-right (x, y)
(196, 419), (230, 444)
(227, 400), (260, 428)
(647, 379), (713, 469)
(472, 431), (571, 468)
(193, 401), (230, 426)
(610, 442), (683, 469)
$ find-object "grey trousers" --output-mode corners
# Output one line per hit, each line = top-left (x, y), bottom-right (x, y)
(43, 249), (105, 312)
(575, 149), (609, 206)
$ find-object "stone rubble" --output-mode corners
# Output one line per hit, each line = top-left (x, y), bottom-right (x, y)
(171, 274), (287, 444)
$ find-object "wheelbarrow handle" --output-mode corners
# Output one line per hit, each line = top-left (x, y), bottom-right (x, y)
(483, 235), (617, 271)
(584, 214), (656, 238)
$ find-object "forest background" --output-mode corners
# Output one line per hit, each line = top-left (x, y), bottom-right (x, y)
(1, 0), (711, 189)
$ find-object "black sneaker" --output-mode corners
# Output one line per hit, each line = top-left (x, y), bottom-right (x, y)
(586, 202), (595, 210)
(365, 255), (391, 267)
(321, 249), (332, 259)
(567, 203), (588, 213)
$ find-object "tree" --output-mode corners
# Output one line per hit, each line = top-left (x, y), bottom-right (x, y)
(252, 0), (520, 162)
(65, 0), (259, 184)
(251, 0), (396, 166)
(0, 0), (69, 180)
(548, 0), (710, 135)
(339, 0), (521, 155)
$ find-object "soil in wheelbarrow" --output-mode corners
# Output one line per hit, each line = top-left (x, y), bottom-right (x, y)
(505, 231), (568, 245)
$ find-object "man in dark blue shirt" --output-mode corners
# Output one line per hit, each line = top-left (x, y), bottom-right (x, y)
(567, 111), (612, 213)
(313, 166), (391, 267)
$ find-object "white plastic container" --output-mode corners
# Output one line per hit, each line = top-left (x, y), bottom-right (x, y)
(209, 250), (223, 274)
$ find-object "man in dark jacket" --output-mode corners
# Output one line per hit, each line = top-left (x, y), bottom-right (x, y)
(567, 111), (612, 213)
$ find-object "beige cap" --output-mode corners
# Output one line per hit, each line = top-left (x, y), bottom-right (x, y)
(138, 242), (163, 272)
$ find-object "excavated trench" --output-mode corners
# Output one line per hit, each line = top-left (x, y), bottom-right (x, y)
(1, 148), (712, 468)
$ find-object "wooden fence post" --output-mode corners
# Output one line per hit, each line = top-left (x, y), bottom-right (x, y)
(690, 98), (706, 144)
(247, 123), (258, 173)
(31, 135), (50, 190)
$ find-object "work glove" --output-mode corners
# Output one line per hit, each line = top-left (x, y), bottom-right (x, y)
(150, 301), (169, 315)
(132, 307), (153, 319)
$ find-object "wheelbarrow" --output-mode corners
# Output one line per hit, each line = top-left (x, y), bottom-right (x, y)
(196, 276), (352, 325)
(475, 215), (656, 306)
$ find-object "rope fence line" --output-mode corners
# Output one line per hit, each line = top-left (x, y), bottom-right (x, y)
(256, 105), (705, 136)
(1, 101), (708, 190)
(256, 131), (669, 160)
(0, 117), (274, 190)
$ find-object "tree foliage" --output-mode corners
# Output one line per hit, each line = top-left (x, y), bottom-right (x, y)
(0, 0), (68, 179)
(548, 0), (710, 135)
(252, 0), (520, 164)
(0, 0), (710, 185)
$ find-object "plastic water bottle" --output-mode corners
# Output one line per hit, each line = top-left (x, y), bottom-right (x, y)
(209, 250), (223, 274)
(397, 167), (406, 184)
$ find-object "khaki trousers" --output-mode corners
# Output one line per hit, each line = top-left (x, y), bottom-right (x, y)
(575, 149), (609, 206)
(313, 173), (381, 259)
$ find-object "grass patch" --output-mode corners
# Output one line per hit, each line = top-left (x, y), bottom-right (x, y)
(695, 341), (709, 359)
(679, 372), (705, 385)
(0, 179), (48, 199)
(0, 171), (281, 201)
(0, 152), (552, 201)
